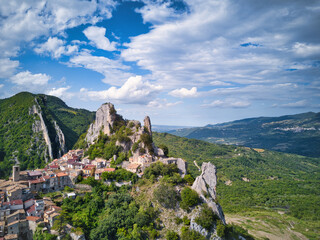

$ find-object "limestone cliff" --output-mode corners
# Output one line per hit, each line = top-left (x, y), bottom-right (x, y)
(85, 103), (118, 144)
(30, 98), (67, 161)
(84, 103), (157, 159)
(191, 162), (226, 224)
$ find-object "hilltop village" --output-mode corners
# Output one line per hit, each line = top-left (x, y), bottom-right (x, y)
(0, 103), (188, 240)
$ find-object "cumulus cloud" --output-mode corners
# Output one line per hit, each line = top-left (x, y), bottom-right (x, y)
(46, 86), (74, 99)
(10, 71), (51, 86)
(80, 75), (162, 104)
(136, 0), (185, 25)
(169, 87), (198, 98)
(293, 42), (320, 57)
(121, 0), (320, 110)
(83, 26), (116, 51)
(68, 52), (131, 85)
(0, 0), (116, 77)
(34, 37), (79, 59)
(203, 99), (251, 108)
(0, 58), (19, 78)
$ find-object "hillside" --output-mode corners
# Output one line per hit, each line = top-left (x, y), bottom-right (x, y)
(169, 112), (320, 157)
(153, 132), (320, 239)
(0, 92), (94, 178)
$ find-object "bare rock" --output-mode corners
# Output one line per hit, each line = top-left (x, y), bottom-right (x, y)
(192, 162), (226, 224)
(144, 116), (152, 137)
(85, 103), (117, 144)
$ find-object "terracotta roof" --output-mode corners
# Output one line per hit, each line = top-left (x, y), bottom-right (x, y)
(29, 178), (45, 184)
(26, 216), (40, 222)
(127, 163), (140, 169)
(24, 199), (34, 204)
(49, 165), (59, 169)
(56, 172), (68, 177)
(27, 205), (35, 213)
(83, 165), (95, 170)
(95, 168), (115, 174)
(10, 199), (23, 205)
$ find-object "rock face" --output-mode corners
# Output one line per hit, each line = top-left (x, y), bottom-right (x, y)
(31, 100), (53, 161)
(85, 103), (160, 160)
(30, 98), (67, 161)
(192, 162), (226, 224)
(86, 103), (118, 144)
(144, 116), (152, 137)
(54, 121), (67, 158)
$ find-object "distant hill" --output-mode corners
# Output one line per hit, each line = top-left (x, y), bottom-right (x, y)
(152, 124), (195, 133)
(0, 92), (94, 178)
(168, 112), (320, 157)
(153, 132), (320, 239)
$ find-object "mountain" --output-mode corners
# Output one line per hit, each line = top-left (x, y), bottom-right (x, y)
(153, 132), (320, 239)
(168, 112), (320, 157)
(74, 102), (166, 166)
(0, 92), (94, 178)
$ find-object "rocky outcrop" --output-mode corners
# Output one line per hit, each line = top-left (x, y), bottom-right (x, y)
(85, 103), (161, 160)
(85, 103), (118, 144)
(31, 101), (53, 161)
(144, 116), (152, 137)
(30, 98), (67, 161)
(54, 121), (66, 157)
(192, 162), (226, 224)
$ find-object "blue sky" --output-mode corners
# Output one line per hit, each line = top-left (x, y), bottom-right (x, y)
(0, 0), (319, 126)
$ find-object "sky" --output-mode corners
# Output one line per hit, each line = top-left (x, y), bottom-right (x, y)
(0, 0), (319, 126)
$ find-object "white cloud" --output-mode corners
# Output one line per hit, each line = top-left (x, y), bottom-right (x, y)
(80, 75), (162, 104)
(34, 37), (79, 59)
(0, 84), (3, 89)
(203, 99), (251, 108)
(210, 81), (232, 86)
(10, 71), (51, 86)
(147, 99), (182, 108)
(83, 26), (116, 51)
(281, 100), (308, 108)
(0, 58), (19, 78)
(136, 1), (182, 25)
(68, 52), (131, 85)
(169, 87), (198, 98)
(0, 0), (117, 78)
(293, 42), (320, 57)
(46, 86), (74, 99)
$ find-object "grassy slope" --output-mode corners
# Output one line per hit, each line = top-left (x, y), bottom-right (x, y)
(153, 132), (320, 239)
(170, 112), (320, 157)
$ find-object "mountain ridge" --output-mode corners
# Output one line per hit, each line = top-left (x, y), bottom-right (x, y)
(0, 92), (94, 178)
(168, 111), (320, 157)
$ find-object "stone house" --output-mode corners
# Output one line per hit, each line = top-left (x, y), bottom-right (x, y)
(9, 200), (23, 211)
(94, 168), (115, 180)
(83, 165), (95, 176)
(6, 210), (25, 224)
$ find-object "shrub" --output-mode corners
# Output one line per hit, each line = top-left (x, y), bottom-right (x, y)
(180, 187), (199, 211)
(183, 174), (195, 185)
(216, 220), (226, 237)
(195, 204), (219, 231)
(166, 230), (180, 240)
(180, 227), (206, 240)
(153, 184), (178, 209)
(182, 216), (190, 225)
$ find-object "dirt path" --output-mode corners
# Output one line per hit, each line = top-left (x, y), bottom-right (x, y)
(225, 214), (308, 240)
